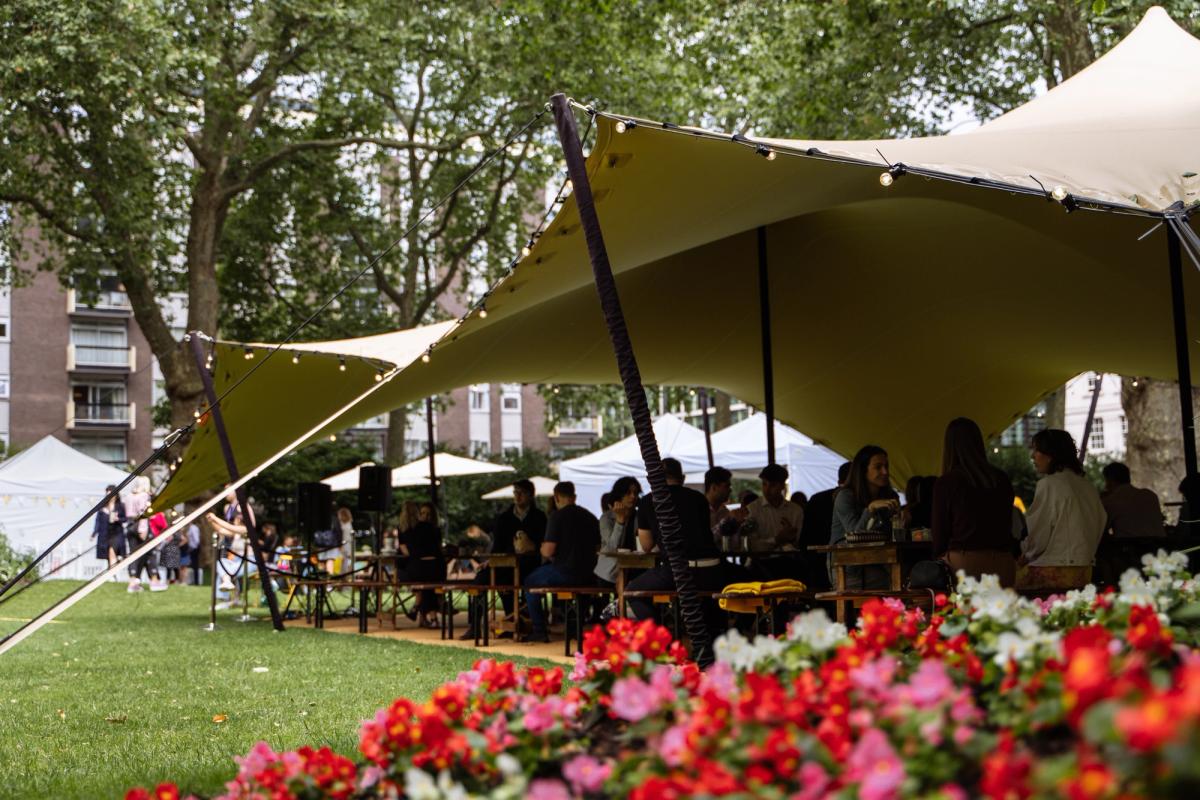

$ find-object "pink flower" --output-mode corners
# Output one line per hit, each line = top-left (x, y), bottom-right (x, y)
(649, 665), (677, 704)
(659, 724), (688, 767)
(953, 725), (974, 746)
(848, 708), (875, 729)
(528, 778), (571, 800)
(610, 675), (664, 722)
(919, 719), (944, 746)
(571, 651), (590, 682)
(563, 755), (612, 794)
(882, 597), (906, 613)
(939, 784), (969, 800)
(850, 656), (897, 696)
(700, 660), (738, 701)
(523, 697), (561, 734)
(847, 729), (905, 800)
(791, 761), (831, 800)
(905, 660), (953, 708)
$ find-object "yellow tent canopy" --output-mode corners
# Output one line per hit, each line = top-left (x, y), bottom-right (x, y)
(154, 7), (1200, 511)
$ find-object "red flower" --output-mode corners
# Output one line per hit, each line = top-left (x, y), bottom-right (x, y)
(1125, 605), (1173, 656)
(298, 746), (357, 800)
(980, 732), (1032, 800)
(124, 789), (151, 800)
(1061, 756), (1116, 800)
(524, 666), (564, 699)
(1115, 693), (1179, 752)
(737, 672), (787, 723)
(431, 682), (469, 721)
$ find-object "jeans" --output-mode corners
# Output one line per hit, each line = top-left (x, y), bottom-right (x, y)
(523, 563), (578, 636)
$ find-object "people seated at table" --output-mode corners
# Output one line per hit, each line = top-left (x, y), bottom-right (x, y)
(830, 445), (899, 590)
(524, 482), (600, 643)
(594, 477), (641, 620)
(398, 501), (444, 628)
(789, 492), (808, 512)
(1018, 429), (1106, 591)
(1100, 462), (1164, 538)
(931, 417), (1017, 587)
(626, 458), (731, 624)
(742, 464), (805, 581)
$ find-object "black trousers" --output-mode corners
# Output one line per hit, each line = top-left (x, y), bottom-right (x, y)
(126, 534), (159, 581)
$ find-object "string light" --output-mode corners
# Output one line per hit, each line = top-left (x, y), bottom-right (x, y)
(614, 119), (637, 134)
(193, 409), (201, 419)
(421, 351), (431, 364)
(291, 352), (300, 365)
(329, 434), (337, 442)
(374, 370), (384, 382)
(1051, 185), (1069, 201)
(338, 357), (347, 372)
(478, 307), (488, 319)
(564, 179), (573, 191)
(243, 348), (254, 360)
(755, 145), (776, 161)
(1132, 379), (1140, 387)
(879, 164), (907, 187)
(520, 242), (532, 258)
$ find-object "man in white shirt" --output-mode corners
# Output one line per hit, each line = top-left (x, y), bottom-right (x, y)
(745, 464), (804, 552)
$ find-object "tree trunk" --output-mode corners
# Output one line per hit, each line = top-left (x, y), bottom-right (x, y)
(386, 409), (408, 466)
(1121, 378), (1199, 509)
(1043, 386), (1066, 430)
(713, 390), (732, 430)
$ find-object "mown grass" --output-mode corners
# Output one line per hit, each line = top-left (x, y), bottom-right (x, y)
(0, 581), (550, 799)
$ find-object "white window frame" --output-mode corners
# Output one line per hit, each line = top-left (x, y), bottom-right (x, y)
(0, 318), (9, 341)
(1089, 417), (1105, 451)
(468, 384), (490, 412)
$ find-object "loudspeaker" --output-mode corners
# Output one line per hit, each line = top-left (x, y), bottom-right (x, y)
(296, 482), (332, 536)
(358, 465), (392, 512)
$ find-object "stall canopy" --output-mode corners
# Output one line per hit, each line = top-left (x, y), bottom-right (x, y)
(154, 7), (1200, 512)
(0, 436), (130, 580)
(320, 453), (513, 492)
(559, 415), (706, 512)
(675, 414), (846, 495)
(481, 476), (559, 501)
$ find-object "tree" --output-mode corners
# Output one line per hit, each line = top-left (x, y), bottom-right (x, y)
(0, 0), (488, 437)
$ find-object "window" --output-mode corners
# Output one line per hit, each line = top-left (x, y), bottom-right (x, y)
(1086, 373), (1102, 393)
(72, 382), (129, 423)
(468, 384), (489, 412)
(502, 395), (520, 411)
(71, 322), (128, 366)
(0, 379), (8, 398)
(1121, 415), (1128, 435)
(71, 436), (127, 466)
(0, 320), (8, 340)
(469, 439), (491, 457)
(1089, 417), (1105, 451)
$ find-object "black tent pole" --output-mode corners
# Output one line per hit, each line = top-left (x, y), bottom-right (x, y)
(188, 334), (285, 631)
(1168, 226), (1198, 479)
(1078, 372), (1104, 463)
(699, 388), (714, 469)
(550, 94), (713, 665)
(757, 226), (777, 465)
(425, 396), (441, 524)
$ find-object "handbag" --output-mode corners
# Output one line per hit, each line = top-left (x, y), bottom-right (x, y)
(907, 559), (955, 592)
(313, 529), (341, 549)
(513, 530), (535, 555)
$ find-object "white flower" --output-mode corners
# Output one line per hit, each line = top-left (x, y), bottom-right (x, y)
(1141, 549), (1189, 579)
(404, 769), (473, 800)
(787, 609), (847, 651)
(495, 753), (522, 779)
(714, 629), (787, 671)
(990, 617), (1060, 667)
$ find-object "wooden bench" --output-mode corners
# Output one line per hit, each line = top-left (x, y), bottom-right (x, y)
(814, 588), (937, 623)
(304, 579), (394, 633)
(527, 585), (612, 655)
(404, 581), (481, 641)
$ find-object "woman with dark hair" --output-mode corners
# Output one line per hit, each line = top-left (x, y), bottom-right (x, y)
(830, 445), (899, 589)
(92, 485), (127, 570)
(399, 501), (445, 627)
(593, 477), (641, 620)
(931, 418), (1017, 586)
(1019, 428), (1106, 590)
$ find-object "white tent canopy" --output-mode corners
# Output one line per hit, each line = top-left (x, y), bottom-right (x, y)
(675, 414), (847, 497)
(559, 415), (707, 513)
(481, 476), (559, 501)
(320, 453), (514, 492)
(0, 436), (130, 580)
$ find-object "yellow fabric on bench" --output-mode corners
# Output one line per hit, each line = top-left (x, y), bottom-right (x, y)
(719, 579), (807, 612)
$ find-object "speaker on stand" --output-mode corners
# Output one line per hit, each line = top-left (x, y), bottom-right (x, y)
(358, 465), (392, 581)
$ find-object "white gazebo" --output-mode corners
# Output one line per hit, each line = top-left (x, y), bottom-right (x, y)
(320, 453), (514, 492)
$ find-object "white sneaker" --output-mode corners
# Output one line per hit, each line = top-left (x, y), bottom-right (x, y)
(149, 581), (168, 592)
(214, 601), (232, 611)
(126, 583), (143, 593)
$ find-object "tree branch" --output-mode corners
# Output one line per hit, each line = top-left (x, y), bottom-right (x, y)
(0, 191), (97, 244)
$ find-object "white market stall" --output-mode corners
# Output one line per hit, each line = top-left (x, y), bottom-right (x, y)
(481, 476), (558, 501)
(0, 436), (130, 581)
(320, 453), (515, 493)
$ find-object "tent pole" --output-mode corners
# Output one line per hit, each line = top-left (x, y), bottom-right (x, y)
(757, 226), (776, 465)
(188, 335), (285, 631)
(699, 388), (714, 469)
(550, 94), (713, 665)
(425, 396), (440, 511)
(1078, 372), (1104, 462)
(1168, 227), (1198, 479)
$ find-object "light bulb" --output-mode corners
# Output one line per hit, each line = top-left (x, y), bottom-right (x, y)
(421, 352), (431, 364)
(766, 150), (777, 161)
(243, 349), (254, 360)
(374, 371), (383, 382)
(1051, 185), (1068, 201)
(291, 353), (300, 364)
(564, 179), (573, 192)
(615, 120), (627, 134)
(478, 308), (488, 319)
(1132, 379), (1139, 387)
(879, 172), (894, 187)
(520, 245), (531, 258)
(193, 409), (201, 419)
(338, 358), (346, 372)
(329, 434), (337, 442)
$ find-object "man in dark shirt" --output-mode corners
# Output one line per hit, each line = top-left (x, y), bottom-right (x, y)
(523, 481), (599, 642)
(626, 458), (729, 622)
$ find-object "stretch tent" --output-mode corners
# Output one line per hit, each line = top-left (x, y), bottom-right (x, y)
(675, 414), (846, 496)
(321, 454), (514, 492)
(0, 436), (130, 580)
(154, 7), (1200, 512)
(481, 476), (559, 501)
(559, 415), (706, 512)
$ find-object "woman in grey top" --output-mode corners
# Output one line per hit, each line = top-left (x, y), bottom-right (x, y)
(595, 477), (641, 585)
(830, 445), (899, 590)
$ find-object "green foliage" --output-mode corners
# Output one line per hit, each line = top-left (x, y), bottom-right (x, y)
(0, 581), (554, 799)
(540, 384), (705, 449)
(0, 531), (34, 585)
(990, 445), (1108, 506)
(246, 438), (379, 529)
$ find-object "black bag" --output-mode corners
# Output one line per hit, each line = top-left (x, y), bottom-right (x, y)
(907, 559), (954, 592)
(313, 529), (341, 550)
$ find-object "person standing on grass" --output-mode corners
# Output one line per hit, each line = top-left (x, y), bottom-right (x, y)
(92, 485), (127, 573)
(523, 482), (599, 643)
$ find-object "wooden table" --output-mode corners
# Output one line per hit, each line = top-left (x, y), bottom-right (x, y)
(808, 541), (933, 622)
(600, 550), (656, 617)
(485, 553), (522, 636)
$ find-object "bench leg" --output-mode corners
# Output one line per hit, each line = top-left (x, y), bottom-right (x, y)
(358, 586), (368, 634)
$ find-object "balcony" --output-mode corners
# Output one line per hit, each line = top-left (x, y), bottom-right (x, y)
(66, 287), (132, 315)
(550, 415), (604, 437)
(67, 401), (135, 429)
(67, 343), (136, 371)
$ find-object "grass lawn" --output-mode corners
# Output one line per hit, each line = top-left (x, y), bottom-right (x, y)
(0, 581), (553, 799)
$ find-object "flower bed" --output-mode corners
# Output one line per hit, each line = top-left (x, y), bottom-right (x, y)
(129, 551), (1200, 799)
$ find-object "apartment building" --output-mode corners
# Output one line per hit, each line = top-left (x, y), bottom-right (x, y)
(1065, 371), (1126, 457)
